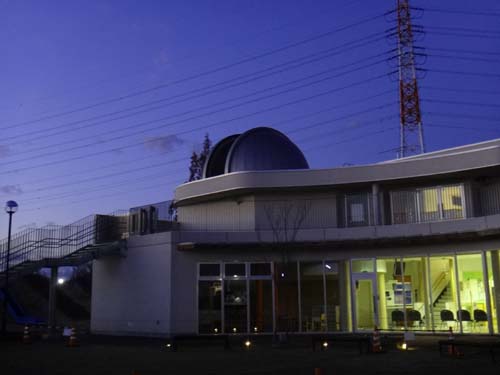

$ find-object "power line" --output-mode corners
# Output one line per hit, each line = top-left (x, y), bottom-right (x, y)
(421, 86), (500, 96)
(422, 99), (500, 109)
(425, 25), (500, 36)
(5, 89), (394, 190)
(7, 110), (395, 198)
(1, 64), (392, 169)
(424, 111), (500, 122)
(425, 69), (500, 79)
(427, 54), (500, 64)
(418, 7), (500, 18)
(2, 0), (367, 116)
(1, 12), (385, 131)
(5, 35), (387, 146)
(425, 47), (500, 57)
(19, 116), (397, 208)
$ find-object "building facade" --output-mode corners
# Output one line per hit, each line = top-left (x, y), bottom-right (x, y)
(91, 128), (500, 336)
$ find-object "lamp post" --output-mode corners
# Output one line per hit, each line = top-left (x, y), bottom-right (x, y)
(1, 200), (18, 335)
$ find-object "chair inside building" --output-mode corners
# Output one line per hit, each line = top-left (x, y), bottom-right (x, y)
(440, 309), (456, 329)
(391, 310), (404, 328)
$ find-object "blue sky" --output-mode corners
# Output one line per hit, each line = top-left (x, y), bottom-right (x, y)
(1, 0), (500, 237)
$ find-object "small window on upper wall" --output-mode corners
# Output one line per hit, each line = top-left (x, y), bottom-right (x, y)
(225, 263), (246, 277)
(250, 263), (271, 276)
(199, 263), (220, 277)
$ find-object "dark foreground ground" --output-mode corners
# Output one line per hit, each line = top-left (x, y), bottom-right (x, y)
(1, 333), (500, 375)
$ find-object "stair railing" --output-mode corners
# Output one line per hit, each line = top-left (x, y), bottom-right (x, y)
(431, 271), (450, 306)
(0, 213), (127, 273)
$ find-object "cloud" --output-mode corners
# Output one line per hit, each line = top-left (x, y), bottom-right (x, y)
(0, 145), (10, 158)
(0, 184), (23, 194)
(1, 185), (22, 194)
(144, 135), (185, 153)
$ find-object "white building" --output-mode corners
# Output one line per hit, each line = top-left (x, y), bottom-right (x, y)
(91, 127), (500, 337)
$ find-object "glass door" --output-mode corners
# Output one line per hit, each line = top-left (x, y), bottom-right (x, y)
(352, 273), (378, 330)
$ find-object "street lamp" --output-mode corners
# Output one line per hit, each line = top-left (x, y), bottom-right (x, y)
(1, 200), (18, 335)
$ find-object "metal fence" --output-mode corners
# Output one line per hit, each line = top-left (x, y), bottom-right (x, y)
(0, 213), (128, 273)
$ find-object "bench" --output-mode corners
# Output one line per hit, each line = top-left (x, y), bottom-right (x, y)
(311, 335), (371, 354)
(167, 334), (231, 352)
(438, 339), (500, 363)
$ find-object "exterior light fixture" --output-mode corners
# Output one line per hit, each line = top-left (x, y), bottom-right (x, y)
(244, 340), (251, 348)
(233, 274), (238, 278)
(214, 328), (219, 333)
(402, 342), (408, 350)
(57, 278), (65, 285)
(253, 327), (258, 332)
(322, 341), (329, 348)
(280, 272), (285, 278)
(232, 327), (237, 333)
(325, 264), (332, 270)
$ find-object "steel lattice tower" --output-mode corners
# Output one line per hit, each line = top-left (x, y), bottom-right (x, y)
(397, 0), (425, 157)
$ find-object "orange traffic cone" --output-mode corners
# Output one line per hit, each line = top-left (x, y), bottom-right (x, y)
(66, 327), (79, 347)
(22, 325), (31, 344)
(372, 326), (382, 353)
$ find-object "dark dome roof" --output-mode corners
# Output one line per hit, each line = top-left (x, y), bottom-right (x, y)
(202, 127), (309, 178)
(203, 134), (240, 178)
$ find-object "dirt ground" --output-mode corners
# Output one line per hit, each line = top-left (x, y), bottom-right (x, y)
(1, 334), (499, 375)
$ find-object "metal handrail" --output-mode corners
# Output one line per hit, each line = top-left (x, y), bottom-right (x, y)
(0, 213), (127, 273)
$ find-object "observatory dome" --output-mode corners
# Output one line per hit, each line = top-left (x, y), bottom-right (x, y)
(202, 127), (309, 178)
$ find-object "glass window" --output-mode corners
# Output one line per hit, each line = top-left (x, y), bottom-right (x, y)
(325, 261), (341, 331)
(250, 263), (271, 276)
(376, 258), (403, 330)
(487, 250), (500, 333)
(345, 193), (370, 227)
(224, 279), (247, 333)
(402, 257), (430, 331)
(441, 185), (464, 220)
(457, 254), (488, 333)
(198, 281), (222, 333)
(351, 259), (374, 273)
(300, 262), (325, 332)
(275, 262), (299, 332)
(199, 263), (220, 277)
(418, 187), (440, 222)
(429, 256), (458, 331)
(249, 280), (273, 333)
(390, 190), (417, 224)
(225, 263), (246, 277)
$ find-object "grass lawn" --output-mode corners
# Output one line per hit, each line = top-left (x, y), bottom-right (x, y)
(1, 334), (499, 375)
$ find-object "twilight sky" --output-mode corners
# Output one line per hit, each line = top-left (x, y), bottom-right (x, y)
(1, 0), (500, 237)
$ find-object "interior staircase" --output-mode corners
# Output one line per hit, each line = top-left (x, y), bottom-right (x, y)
(432, 286), (453, 324)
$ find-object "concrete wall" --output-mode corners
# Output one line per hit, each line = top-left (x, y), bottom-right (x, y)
(178, 196), (255, 231)
(177, 192), (337, 233)
(254, 192), (337, 231)
(91, 232), (173, 337)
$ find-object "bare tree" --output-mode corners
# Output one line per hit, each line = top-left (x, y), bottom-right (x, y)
(259, 200), (312, 262)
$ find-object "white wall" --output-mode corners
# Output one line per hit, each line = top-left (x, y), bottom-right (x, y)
(177, 192), (337, 232)
(178, 196), (255, 231)
(91, 232), (173, 337)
